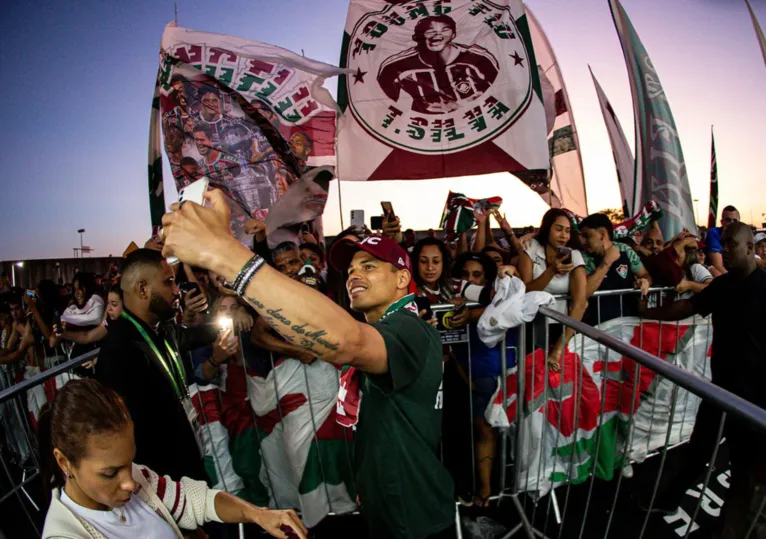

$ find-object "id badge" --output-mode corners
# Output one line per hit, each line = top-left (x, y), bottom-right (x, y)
(181, 397), (205, 456)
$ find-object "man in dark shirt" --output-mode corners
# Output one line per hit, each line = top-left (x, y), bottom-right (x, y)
(160, 190), (455, 539)
(96, 249), (217, 482)
(639, 222), (766, 536)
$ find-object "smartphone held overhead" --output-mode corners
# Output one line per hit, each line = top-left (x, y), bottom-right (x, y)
(167, 177), (210, 264)
(350, 209), (365, 228)
(370, 215), (384, 230)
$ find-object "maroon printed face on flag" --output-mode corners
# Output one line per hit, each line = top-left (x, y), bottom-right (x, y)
(337, 0), (548, 182)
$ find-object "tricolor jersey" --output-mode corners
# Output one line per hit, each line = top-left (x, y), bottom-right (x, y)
(377, 44), (499, 115)
(197, 154), (240, 183)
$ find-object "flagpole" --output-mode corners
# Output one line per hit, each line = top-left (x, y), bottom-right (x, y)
(336, 179), (345, 230)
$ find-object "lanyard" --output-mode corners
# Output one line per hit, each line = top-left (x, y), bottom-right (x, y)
(121, 311), (188, 400)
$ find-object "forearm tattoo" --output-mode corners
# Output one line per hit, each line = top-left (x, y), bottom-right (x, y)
(244, 295), (340, 356)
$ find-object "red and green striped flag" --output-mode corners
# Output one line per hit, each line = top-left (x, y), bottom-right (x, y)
(707, 128), (718, 229)
(440, 191), (502, 242)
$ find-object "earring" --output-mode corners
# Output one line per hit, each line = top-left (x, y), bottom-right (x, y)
(65, 472), (71, 479)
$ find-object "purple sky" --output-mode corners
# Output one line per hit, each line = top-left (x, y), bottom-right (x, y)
(1, 0), (764, 262)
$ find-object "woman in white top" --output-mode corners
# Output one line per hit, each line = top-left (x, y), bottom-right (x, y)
(40, 378), (307, 539)
(519, 209), (587, 372)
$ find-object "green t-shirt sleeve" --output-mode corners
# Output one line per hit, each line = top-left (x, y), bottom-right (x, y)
(369, 311), (436, 395)
(582, 252), (597, 275)
(622, 244), (645, 274)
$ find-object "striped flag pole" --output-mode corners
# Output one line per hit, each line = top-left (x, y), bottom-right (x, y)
(708, 127), (718, 229)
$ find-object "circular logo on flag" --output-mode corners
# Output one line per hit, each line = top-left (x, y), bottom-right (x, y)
(344, 1), (534, 155)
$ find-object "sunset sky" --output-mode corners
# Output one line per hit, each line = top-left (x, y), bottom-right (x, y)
(1, 0), (764, 262)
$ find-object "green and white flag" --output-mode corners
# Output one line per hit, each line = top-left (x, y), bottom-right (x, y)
(610, 0), (697, 239)
(487, 316), (712, 496)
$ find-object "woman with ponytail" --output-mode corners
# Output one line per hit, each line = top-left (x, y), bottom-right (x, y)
(40, 379), (307, 539)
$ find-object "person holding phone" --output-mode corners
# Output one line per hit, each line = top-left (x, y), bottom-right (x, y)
(40, 379), (307, 539)
(160, 192), (456, 538)
(519, 209), (587, 371)
(448, 252), (501, 507)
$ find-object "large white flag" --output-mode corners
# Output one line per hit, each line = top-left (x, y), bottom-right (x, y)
(336, 0), (549, 193)
(525, 5), (588, 216)
(589, 67), (635, 216)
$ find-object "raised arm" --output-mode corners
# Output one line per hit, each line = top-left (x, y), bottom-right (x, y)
(472, 211), (489, 253)
(162, 190), (389, 374)
(585, 245), (621, 297)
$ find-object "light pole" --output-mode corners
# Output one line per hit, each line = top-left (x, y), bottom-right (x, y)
(11, 261), (23, 288)
(77, 229), (85, 269)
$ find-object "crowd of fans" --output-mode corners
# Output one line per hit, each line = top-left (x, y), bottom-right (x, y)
(0, 197), (764, 538)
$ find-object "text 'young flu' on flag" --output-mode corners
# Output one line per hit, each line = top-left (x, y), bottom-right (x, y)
(525, 5), (588, 217)
(337, 0), (549, 188)
(609, 0), (697, 239)
(149, 23), (343, 246)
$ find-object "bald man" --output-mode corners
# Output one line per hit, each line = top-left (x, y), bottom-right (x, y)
(96, 249), (217, 483)
(639, 222), (765, 535)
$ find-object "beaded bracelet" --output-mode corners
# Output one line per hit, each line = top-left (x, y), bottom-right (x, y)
(231, 255), (266, 297)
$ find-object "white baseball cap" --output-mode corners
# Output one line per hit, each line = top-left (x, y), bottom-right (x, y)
(755, 232), (766, 245)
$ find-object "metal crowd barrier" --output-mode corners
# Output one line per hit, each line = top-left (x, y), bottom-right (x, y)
(3, 287), (766, 539)
(0, 349), (98, 538)
(436, 287), (766, 539)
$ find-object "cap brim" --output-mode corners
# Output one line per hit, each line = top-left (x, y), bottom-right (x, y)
(329, 238), (363, 272)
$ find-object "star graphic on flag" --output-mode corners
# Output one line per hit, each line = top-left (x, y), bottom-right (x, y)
(510, 52), (524, 67)
(353, 67), (367, 84)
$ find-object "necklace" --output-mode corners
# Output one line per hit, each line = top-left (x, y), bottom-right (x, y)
(114, 506), (126, 523)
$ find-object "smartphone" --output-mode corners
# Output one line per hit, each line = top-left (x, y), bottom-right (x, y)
(178, 281), (209, 314)
(25, 290), (36, 299)
(179, 281), (201, 297)
(381, 201), (395, 218)
(370, 215), (384, 230)
(452, 301), (468, 315)
(556, 246), (573, 264)
(299, 222), (312, 235)
(414, 296), (433, 321)
(168, 177), (210, 264)
(350, 209), (365, 229)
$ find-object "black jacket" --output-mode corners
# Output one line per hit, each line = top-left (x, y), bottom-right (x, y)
(95, 309), (217, 481)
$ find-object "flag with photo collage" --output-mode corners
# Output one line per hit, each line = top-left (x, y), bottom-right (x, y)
(149, 22), (343, 246)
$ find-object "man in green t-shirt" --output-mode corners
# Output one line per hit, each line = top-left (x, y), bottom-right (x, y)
(159, 190), (455, 538)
